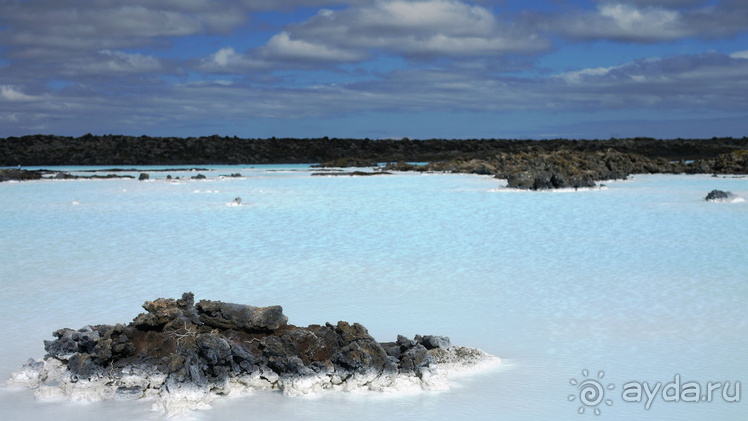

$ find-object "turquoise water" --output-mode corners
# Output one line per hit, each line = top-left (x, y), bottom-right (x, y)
(1, 167), (746, 420)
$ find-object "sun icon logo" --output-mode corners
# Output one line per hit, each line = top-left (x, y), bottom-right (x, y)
(569, 369), (614, 415)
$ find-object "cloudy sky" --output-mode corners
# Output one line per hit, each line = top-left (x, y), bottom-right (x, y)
(1, 0), (747, 139)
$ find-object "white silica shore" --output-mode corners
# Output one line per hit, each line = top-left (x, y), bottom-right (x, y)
(8, 346), (500, 416)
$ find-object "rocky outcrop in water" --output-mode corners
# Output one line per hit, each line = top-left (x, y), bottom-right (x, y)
(0, 168), (43, 182)
(499, 149), (647, 189)
(4, 135), (746, 189)
(385, 149), (650, 189)
(704, 189), (737, 202)
(311, 170), (392, 177)
(9, 293), (498, 414)
(0, 168), (136, 182)
(387, 149), (748, 189)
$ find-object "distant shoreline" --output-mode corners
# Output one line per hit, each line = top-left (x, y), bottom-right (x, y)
(2, 135), (747, 189)
(1, 134), (747, 166)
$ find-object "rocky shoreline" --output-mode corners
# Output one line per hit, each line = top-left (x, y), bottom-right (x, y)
(0, 168), (136, 182)
(3, 135), (748, 166)
(375, 148), (748, 189)
(8, 293), (499, 415)
(2, 136), (747, 189)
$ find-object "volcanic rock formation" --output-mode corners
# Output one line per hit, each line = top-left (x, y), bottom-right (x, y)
(9, 293), (499, 414)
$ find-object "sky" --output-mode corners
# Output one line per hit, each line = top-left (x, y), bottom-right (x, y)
(1, 0), (747, 139)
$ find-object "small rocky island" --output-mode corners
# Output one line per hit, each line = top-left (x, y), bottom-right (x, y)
(9, 293), (499, 414)
(704, 189), (740, 202)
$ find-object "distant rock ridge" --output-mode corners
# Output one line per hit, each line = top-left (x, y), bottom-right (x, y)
(4, 136), (746, 188)
(0, 168), (136, 182)
(381, 149), (748, 190)
(0, 168), (43, 182)
(8, 293), (499, 414)
(2, 134), (747, 166)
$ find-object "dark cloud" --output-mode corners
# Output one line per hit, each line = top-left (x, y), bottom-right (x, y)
(0, 1), (248, 58)
(1, 0), (747, 137)
(550, 53), (748, 112)
(4, 50), (745, 136)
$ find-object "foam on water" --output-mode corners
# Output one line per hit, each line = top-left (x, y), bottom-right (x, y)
(1, 169), (747, 420)
(8, 346), (499, 416)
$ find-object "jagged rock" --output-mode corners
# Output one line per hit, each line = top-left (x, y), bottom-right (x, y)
(132, 295), (201, 331)
(332, 322), (390, 374)
(196, 300), (287, 332)
(505, 165), (595, 190)
(705, 189), (735, 202)
(0, 168), (43, 182)
(398, 344), (433, 376)
(138, 173), (149, 181)
(10, 293), (500, 415)
(419, 335), (451, 350)
(505, 170), (536, 189)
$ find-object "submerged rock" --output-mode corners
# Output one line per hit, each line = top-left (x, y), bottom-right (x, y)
(9, 293), (499, 414)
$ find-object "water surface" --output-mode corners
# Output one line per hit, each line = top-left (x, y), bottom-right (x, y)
(1, 167), (746, 420)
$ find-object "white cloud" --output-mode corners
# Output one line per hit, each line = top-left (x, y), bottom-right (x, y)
(557, 4), (689, 42)
(594, 0), (705, 8)
(546, 53), (748, 113)
(263, 31), (367, 62)
(555, 67), (615, 84)
(166, 52), (748, 123)
(0, 85), (38, 102)
(730, 49), (748, 59)
(197, 0), (550, 70)
(356, 0), (495, 35)
(599, 4), (680, 31)
(199, 46), (270, 72)
(252, 0), (549, 64)
(212, 47), (239, 67)
(97, 50), (163, 73)
(394, 33), (548, 57)
(551, 1), (748, 42)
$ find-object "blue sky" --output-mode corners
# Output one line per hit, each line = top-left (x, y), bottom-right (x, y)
(1, 0), (747, 139)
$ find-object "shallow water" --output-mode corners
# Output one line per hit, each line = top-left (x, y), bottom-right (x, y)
(1, 167), (746, 420)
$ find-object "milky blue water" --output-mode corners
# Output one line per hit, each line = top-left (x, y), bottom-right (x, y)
(1, 167), (746, 420)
